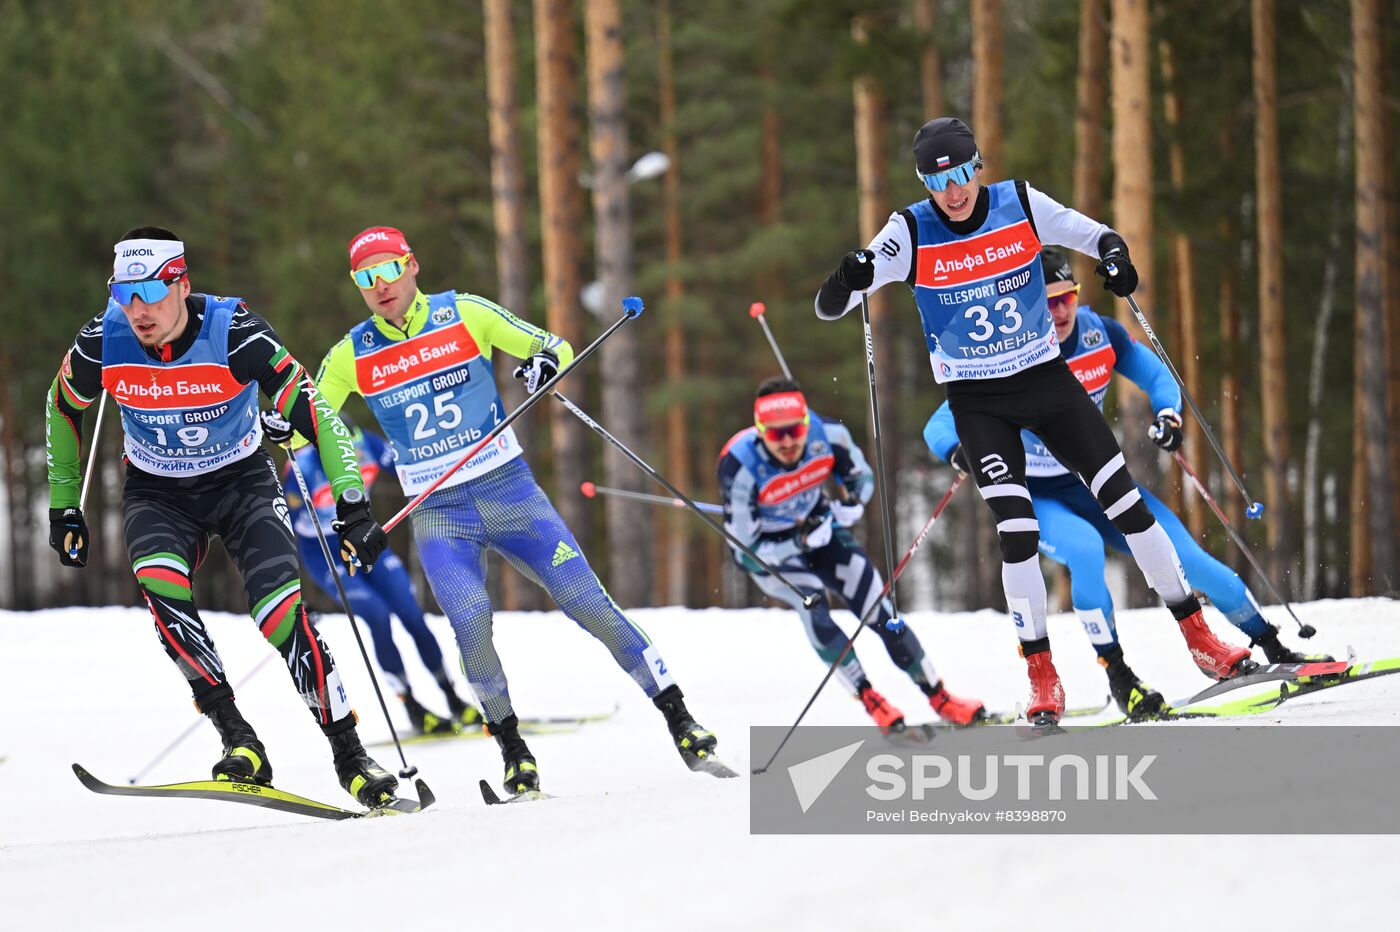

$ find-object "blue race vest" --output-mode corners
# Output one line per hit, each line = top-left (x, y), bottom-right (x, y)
(1023, 305), (1118, 477)
(351, 290), (521, 495)
(721, 414), (838, 532)
(101, 296), (262, 476)
(910, 180), (1057, 383)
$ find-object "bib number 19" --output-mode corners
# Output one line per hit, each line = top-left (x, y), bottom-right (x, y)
(963, 297), (1023, 342)
(152, 425), (209, 446)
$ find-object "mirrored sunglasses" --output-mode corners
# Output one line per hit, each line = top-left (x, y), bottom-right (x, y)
(350, 254), (413, 289)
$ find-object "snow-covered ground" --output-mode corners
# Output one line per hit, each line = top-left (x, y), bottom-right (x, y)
(2, 597), (1397, 931)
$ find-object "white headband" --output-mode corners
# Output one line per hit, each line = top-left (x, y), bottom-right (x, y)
(112, 238), (187, 283)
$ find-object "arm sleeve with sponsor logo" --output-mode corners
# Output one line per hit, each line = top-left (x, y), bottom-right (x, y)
(815, 212), (914, 320)
(228, 308), (365, 500)
(1024, 185), (1116, 259)
(45, 316), (106, 508)
(1103, 315), (1181, 415)
(823, 421), (875, 505)
(456, 293), (575, 368)
(922, 401), (961, 464)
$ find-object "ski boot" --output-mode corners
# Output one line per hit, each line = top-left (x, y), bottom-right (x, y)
(927, 681), (988, 725)
(1021, 643), (1066, 727)
(1174, 599), (1256, 680)
(857, 681), (906, 734)
(326, 720), (398, 807)
(446, 690), (484, 729)
(489, 714), (539, 796)
(653, 685), (719, 768)
(203, 695), (273, 786)
(1098, 645), (1168, 720)
(402, 693), (457, 736)
(1251, 624), (1334, 665)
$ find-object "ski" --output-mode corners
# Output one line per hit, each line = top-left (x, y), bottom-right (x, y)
(902, 696), (1113, 736)
(1168, 656), (1352, 708)
(681, 748), (739, 779)
(73, 763), (435, 821)
(374, 707), (618, 749)
(479, 778), (553, 805)
(1196, 654), (1400, 714)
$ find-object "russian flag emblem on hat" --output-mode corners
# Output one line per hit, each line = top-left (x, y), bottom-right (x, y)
(936, 155), (951, 168)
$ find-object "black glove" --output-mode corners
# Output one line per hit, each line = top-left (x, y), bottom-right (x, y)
(260, 408), (294, 446)
(49, 507), (89, 568)
(835, 249), (876, 292)
(513, 350), (559, 395)
(332, 491), (387, 576)
(1149, 410), (1184, 452)
(948, 444), (971, 474)
(1095, 249), (1138, 297)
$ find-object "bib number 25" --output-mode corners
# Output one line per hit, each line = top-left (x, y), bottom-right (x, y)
(963, 297), (1023, 342)
(405, 393), (463, 440)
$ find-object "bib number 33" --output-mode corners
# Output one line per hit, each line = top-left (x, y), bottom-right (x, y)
(963, 297), (1023, 342)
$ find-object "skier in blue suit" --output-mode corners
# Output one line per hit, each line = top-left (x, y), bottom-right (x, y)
(283, 420), (482, 734)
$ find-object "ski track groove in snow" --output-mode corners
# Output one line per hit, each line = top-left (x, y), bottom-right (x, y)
(2, 597), (1397, 930)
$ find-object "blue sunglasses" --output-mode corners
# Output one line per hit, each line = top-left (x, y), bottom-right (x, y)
(917, 157), (982, 192)
(108, 277), (176, 305)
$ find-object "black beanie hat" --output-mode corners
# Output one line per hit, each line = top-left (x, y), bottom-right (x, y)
(913, 117), (980, 174)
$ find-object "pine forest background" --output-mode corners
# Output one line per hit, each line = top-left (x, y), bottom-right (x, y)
(2, 0), (1396, 618)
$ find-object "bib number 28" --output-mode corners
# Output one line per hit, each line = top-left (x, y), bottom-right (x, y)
(963, 297), (1023, 342)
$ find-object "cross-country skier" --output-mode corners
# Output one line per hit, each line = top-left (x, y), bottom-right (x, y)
(814, 117), (1256, 727)
(292, 225), (718, 795)
(719, 377), (986, 728)
(269, 414), (483, 734)
(46, 227), (399, 807)
(923, 248), (1326, 718)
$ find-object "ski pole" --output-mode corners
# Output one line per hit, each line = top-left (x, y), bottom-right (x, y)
(580, 480), (723, 515)
(383, 297), (645, 532)
(856, 281), (905, 633)
(553, 391), (820, 608)
(127, 651), (278, 784)
(1106, 272), (1264, 521)
(284, 449), (418, 779)
(79, 393), (108, 511)
(748, 302), (793, 381)
(752, 475), (964, 776)
(1173, 451), (1316, 638)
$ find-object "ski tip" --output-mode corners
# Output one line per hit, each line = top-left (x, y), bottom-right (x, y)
(621, 296), (645, 318)
(414, 778), (436, 811)
(478, 778), (503, 806)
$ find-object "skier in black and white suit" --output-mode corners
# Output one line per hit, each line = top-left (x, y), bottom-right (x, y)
(813, 117), (1256, 726)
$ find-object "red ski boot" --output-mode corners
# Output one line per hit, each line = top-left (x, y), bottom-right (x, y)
(928, 683), (987, 725)
(1022, 647), (1066, 726)
(1176, 605), (1254, 680)
(857, 683), (906, 734)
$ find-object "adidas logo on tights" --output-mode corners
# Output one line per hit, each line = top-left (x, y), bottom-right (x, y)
(551, 541), (579, 567)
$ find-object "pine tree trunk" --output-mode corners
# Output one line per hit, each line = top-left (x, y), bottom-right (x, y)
(1110, 0), (1156, 605)
(1072, 0), (1109, 288)
(534, 0), (590, 548)
(970, 0), (1003, 175)
(1301, 101), (1351, 598)
(484, 0), (540, 610)
(585, 0), (652, 606)
(1158, 39), (1204, 538)
(1252, 0), (1293, 590)
(852, 15), (899, 588)
(657, 0), (693, 607)
(1351, 0), (1396, 591)
(914, 0), (943, 115)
